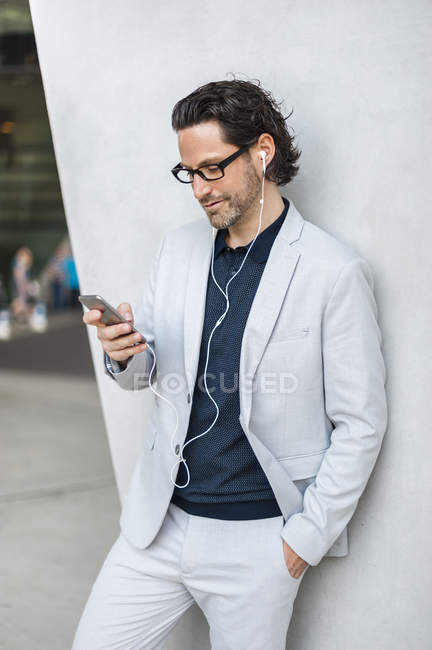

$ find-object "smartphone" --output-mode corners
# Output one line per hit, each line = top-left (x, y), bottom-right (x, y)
(78, 294), (146, 344)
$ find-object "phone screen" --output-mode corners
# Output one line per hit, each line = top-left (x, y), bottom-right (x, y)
(78, 294), (146, 342)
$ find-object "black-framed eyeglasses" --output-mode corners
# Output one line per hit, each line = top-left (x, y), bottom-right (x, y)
(171, 143), (252, 184)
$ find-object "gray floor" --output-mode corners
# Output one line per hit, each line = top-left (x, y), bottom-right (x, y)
(0, 366), (120, 649)
(0, 308), (95, 376)
(0, 312), (211, 650)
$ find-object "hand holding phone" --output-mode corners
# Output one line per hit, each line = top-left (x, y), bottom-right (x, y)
(79, 294), (147, 365)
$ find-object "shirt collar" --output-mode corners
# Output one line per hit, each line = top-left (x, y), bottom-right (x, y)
(213, 197), (289, 263)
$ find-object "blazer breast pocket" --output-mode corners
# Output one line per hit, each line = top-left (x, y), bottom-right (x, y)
(269, 327), (310, 343)
(258, 327), (321, 393)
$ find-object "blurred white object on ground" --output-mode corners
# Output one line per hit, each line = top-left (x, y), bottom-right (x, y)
(30, 301), (48, 333)
(0, 308), (11, 340)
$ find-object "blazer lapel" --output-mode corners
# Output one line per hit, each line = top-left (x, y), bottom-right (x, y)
(183, 198), (305, 422)
(183, 223), (216, 395)
(239, 199), (304, 431)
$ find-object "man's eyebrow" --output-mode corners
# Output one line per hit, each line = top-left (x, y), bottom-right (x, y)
(180, 156), (221, 169)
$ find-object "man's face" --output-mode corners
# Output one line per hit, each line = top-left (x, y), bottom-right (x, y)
(177, 120), (262, 230)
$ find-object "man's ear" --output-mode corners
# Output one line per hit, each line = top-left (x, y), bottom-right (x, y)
(256, 133), (276, 168)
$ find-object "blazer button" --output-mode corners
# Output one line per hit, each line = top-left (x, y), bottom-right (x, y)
(175, 444), (180, 455)
(187, 392), (191, 403)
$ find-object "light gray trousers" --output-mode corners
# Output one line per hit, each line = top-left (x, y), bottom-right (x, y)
(71, 502), (308, 650)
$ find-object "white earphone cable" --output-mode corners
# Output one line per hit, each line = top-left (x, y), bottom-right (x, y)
(143, 153), (267, 488)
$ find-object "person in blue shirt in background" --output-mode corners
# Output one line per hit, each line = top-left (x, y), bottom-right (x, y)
(62, 253), (80, 309)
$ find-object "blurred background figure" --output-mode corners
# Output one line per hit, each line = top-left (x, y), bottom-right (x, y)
(46, 240), (67, 311)
(62, 245), (80, 309)
(9, 244), (39, 324)
(42, 236), (80, 312)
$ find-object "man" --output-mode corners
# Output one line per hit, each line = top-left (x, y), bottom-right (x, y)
(73, 79), (387, 649)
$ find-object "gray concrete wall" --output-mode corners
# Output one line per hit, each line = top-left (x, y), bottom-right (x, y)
(29, 0), (432, 647)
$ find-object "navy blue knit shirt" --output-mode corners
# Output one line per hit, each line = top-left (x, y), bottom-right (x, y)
(171, 198), (289, 520)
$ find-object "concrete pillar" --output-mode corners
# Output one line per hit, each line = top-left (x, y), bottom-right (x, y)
(29, 1), (432, 647)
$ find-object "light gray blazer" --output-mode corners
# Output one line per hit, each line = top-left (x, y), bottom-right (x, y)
(104, 197), (388, 566)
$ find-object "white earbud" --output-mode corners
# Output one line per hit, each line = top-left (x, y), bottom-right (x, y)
(259, 150), (266, 172)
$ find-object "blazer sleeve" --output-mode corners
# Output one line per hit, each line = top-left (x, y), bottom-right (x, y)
(280, 256), (388, 566)
(101, 234), (165, 391)
(103, 351), (129, 377)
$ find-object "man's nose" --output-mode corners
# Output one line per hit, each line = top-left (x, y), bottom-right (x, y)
(192, 174), (212, 201)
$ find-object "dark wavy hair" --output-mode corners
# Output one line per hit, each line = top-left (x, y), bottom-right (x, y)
(171, 78), (301, 186)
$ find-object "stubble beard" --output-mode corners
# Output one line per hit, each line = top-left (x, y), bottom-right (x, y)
(204, 161), (262, 230)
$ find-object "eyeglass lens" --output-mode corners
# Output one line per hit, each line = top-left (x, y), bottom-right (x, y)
(176, 164), (223, 183)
